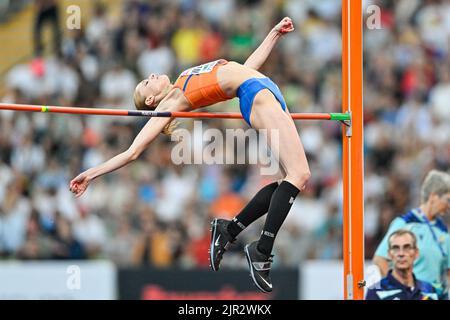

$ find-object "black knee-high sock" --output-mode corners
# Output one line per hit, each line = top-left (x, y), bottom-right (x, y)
(227, 182), (279, 238)
(257, 180), (300, 256)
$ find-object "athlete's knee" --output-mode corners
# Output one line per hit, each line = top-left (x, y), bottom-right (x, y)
(286, 170), (311, 190)
(298, 170), (311, 187)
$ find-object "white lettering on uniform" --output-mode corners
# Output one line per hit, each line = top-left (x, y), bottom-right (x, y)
(180, 60), (221, 77)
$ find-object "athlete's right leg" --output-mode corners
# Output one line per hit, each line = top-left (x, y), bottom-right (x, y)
(243, 90), (310, 292)
(209, 98), (289, 272)
(250, 89), (311, 253)
(250, 90), (311, 191)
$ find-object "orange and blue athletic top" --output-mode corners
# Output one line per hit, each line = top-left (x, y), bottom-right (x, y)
(174, 59), (232, 109)
(174, 59), (288, 127)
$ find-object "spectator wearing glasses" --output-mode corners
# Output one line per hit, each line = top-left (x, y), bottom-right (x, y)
(366, 230), (438, 300)
(373, 170), (450, 299)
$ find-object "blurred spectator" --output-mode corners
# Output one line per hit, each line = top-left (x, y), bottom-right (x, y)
(171, 11), (204, 68)
(10, 132), (46, 176)
(199, 22), (225, 62)
(104, 216), (137, 266)
(72, 208), (107, 258)
(137, 37), (175, 79)
(155, 164), (197, 223)
(310, 204), (342, 260)
(131, 207), (172, 267)
(429, 68), (450, 122)
(0, 178), (32, 255)
(16, 209), (53, 259)
(100, 61), (136, 108)
(51, 214), (86, 260)
(187, 223), (211, 268)
(209, 174), (245, 220)
(228, 11), (255, 62)
(33, 0), (61, 57)
(86, 2), (109, 47)
(198, 0), (235, 26)
(366, 230), (438, 300)
(373, 170), (450, 299)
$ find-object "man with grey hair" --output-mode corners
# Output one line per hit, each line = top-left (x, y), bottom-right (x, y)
(367, 229), (438, 300)
(373, 170), (450, 299)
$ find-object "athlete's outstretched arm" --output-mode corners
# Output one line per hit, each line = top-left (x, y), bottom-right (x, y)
(244, 17), (294, 70)
(69, 103), (175, 197)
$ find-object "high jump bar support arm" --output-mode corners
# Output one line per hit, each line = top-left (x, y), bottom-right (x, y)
(0, 103), (351, 122)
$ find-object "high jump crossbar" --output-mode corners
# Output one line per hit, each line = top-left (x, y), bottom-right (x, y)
(0, 103), (351, 122)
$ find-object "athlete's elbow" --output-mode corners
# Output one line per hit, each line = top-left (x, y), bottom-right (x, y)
(128, 148), (141, 161)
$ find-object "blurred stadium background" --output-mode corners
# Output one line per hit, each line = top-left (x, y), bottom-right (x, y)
(0, 0), (449, 299)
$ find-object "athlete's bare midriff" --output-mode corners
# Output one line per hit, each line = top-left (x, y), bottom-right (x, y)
(216, 61), (267, 98)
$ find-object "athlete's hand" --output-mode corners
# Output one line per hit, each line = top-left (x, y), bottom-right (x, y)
(273, 17), (295, 35)
(69, 171), (92, 198)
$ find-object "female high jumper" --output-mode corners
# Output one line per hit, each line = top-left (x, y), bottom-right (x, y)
(70, 17), (311, 293)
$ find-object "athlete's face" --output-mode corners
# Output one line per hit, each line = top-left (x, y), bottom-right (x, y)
(136, 73), (171, 107)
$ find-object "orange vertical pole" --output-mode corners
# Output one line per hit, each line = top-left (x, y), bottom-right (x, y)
(342, 0), (365, 300)
(342, 0), (350, 300)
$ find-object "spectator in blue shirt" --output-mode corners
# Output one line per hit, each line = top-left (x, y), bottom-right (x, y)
(373, 170), (450, 299)
(366, 229), (438, 300)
